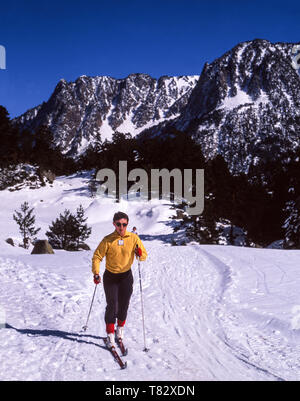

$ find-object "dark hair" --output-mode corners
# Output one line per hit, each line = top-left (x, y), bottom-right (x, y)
(113, 211), (129, 222)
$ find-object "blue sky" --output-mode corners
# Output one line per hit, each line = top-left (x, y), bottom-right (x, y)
(0, 0), (299, 118)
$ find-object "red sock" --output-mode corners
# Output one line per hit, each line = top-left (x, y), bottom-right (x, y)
(117, 319), (126, 327)
(106, 323), (115, 334)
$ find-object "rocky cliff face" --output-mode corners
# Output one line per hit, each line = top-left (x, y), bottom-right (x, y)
(153, 39), (300, 173)
(14, 74), (198, 156)
(14, 39), (300, 174)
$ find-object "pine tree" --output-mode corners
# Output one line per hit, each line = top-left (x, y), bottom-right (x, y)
(75, 204), (92, 248)
(46, 207), (91, 250)
(88, 174), (98, 198)
(13, 202), (41, 248)
(0, 105), (19, 166)
(283, 196), (300, 249)
(46, 209), (79, 250)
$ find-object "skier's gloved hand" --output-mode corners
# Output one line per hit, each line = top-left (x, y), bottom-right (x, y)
(135, 247), (142, 257)
(94, 274), (101, 285)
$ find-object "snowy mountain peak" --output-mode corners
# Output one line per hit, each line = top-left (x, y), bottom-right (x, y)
(13, 39), (300, 173)
(146, 39), (300, 173)
(14, 73), (199, 156)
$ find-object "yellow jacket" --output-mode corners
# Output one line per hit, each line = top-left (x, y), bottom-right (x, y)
(92, 230), (147, 275)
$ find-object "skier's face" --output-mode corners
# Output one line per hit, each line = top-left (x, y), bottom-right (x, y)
(113, 218), (128, 237)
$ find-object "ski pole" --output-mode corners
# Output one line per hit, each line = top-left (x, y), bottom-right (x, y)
(136, 245), (149, 352)
(82, 284), (98, 332)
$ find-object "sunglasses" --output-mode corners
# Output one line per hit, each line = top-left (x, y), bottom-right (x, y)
(115, 222), (128, 227)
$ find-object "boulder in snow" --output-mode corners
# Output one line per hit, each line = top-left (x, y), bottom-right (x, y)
(31, 240), (54, 255)
(5, 238), (14, 247)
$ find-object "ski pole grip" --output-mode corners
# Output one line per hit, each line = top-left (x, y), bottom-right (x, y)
(135, 244), (141, 259)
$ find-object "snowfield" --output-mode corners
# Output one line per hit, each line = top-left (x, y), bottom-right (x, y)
(0, 173), (300, 381)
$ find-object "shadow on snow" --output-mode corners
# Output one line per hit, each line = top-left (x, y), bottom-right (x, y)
(6, 324), (108, 351)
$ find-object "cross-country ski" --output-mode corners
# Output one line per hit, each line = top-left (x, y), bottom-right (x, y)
(103, 338), (127, 370)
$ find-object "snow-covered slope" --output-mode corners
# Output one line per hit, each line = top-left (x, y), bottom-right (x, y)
(0, 173), (300, 381)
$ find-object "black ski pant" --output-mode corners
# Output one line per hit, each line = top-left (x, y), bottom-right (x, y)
(103, 269), (133, 324)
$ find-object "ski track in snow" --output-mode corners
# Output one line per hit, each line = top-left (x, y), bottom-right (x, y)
(1, 243), (300, 380)
(201, 247), (300, 381)
(1, 175), (300, 381)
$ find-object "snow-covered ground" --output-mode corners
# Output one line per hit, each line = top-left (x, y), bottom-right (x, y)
(0, 173), (300, 381)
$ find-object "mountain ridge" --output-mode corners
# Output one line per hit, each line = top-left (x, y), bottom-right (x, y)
(14, 73), (199, 156)
(144, 38), (300, 172)
(13, 38), (300, 173)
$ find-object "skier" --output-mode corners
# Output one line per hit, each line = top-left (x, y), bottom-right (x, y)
(131, 226), (138, 235)
(92, 211), (147, 349)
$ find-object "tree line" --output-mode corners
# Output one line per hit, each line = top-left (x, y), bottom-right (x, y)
(2, 103), (300, 249)
(13, 202), (91, 251)
(0, 105), (76, 174)
(80, 129), (300, 248)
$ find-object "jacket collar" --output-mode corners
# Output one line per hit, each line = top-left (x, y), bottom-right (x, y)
(112, 229), (130, 238)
